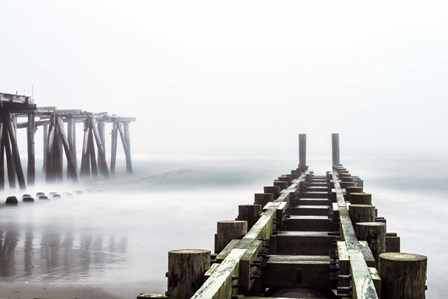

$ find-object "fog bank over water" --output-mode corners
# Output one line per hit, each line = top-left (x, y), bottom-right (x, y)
(0, 155), (446, 298)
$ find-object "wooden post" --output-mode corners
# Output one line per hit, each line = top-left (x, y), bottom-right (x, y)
(43, 123), (48, 171)
(56, 116), (78, 181)
(349, 192), (372, 205)
(0, 122), (5, 190)
(345, 186), (363, 202)
(54, 132), (63, 181)
(355, 222), (386, 261)
(88, 126), (98, 176)
(4, 126), (16, 188)
(67, 117), (77, 170)
(5, 114), (26, 189)
(332, 133), (340, 166)
(46, 117), (56, 182)
(254, 193), (274, 207)
(167, 249), (211, 299)
(80, 118), (90, 176)
(236, 204), (262, 230)
(110, 122), (118, 174)
(298, 133), (306, 170)
(27, 112), (35, 185)
(98, 120), (105, 150)
(378, 252), (427, 299)
(349, 204), (376, 225)
(215, 220), (247, 253)
(123, 122), (133, 173)
(91, 118), (109, 176)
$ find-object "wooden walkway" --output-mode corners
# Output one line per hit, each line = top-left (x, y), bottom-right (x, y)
(0, 92), (135, 189)
(140, 134), (427, 299)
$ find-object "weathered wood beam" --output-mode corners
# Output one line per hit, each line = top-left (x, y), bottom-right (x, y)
(0, 122), (5, 189)
(54, 132), (63, 181)
(92, 118), (109, 176)
(4, 124), (16, 188)
(67, 117), (77, 170)
(88, 125), (98, 176)
(110, 122), (118, 174)
(45, 118), (56, 182)
(332, 169), (379, 299)
(17, 119), (50, 129)
(191, 249), (245, 299)
(80, 119), (91, 177)
(27, 112), (35, 185)
(56, 116), (78, 182)
(5, 114), (26, 189)
(43, 124), (48, 171)
(123, 122), (133, 173)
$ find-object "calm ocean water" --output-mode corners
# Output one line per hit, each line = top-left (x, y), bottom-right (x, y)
(0, 155), (446, 298)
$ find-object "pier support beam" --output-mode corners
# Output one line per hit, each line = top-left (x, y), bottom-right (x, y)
(27, 112), (35, 185)
(110, 122), (118, 174)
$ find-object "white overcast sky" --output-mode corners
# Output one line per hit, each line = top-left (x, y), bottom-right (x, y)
(1, 1), (447, 159)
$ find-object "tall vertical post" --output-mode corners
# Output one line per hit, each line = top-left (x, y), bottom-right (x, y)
(0, 122), (5, 190)
(80, 118), (91, 177)
(67, 117), (77, 170)
(4, 126), (16, 188)
(43, 124), (48, 171)
(27, 112), (35, 185)
(332, 133), (340, 166)
(46, 117), (56, 182)
(123, 122), (133, 173)
(6, 113), (26, 189)
(110, 122), (118, 174)
(298, 133), (307, 171)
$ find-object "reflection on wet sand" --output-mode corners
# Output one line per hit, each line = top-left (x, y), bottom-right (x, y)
(0, 225), (127, 282)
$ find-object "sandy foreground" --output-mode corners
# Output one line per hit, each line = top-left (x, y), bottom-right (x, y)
(0, 283), (124, 299)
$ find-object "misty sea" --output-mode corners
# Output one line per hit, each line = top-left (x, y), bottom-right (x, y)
(0, 155), (446, 298)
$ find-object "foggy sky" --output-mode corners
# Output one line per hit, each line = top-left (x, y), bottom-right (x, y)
(1, 1), (447, 159)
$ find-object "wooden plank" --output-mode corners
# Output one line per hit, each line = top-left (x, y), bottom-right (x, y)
(27, 112), (35, 185)
(5, 114), (26, 189)
(192, 249), (245, 299)
(263, 255), (334, 289)
(56, 116), (78, 181)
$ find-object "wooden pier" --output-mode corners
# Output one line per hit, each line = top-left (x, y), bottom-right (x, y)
(0, 92), (135, 190)
(140, 134), (427, 299)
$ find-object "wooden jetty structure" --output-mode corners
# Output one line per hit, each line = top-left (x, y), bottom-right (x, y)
(140, 134), (427, 299)
(0, 92), (135, 190)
